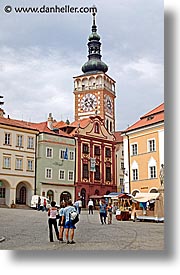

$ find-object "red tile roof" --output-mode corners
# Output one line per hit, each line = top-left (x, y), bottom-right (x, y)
(0, 116), (39, 131)
(114, 131), (123, 142)
(124, 103), (164, 133)
(0, 116), (70, 137)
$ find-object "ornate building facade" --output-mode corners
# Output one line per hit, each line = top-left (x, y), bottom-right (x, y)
(72, 12), (117, 205)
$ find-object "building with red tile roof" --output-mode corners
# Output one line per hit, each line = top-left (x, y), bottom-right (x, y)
(0, 112), (76, 207)
(122, 103), (164, 195)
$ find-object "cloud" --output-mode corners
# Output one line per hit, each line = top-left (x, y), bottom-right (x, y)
(0, 0), (164, 130)
(122, 58), (163, 81)
(0, 46), (81, 122)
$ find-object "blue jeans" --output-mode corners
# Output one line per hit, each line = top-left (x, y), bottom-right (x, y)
(100, 212), (106, 224)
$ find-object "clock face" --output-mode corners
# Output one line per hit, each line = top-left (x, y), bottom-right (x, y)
(80, 93), (98, 112)
(105, 95), (112, 113)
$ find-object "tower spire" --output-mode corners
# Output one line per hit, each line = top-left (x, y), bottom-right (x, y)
(92, 9), (97, 33)
(81, 9), (108, 74)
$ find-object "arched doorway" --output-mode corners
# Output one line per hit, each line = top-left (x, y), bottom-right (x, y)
(20, 187), (26, 204)
(0, 180), (6, 205)
(16, 183), (27, 205)
(60, 191), (71, 203)
(0, 180), (11, 206)
(81, 188), (86, 208)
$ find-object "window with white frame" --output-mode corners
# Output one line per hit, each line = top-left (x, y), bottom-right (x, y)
(27, 160), (33, 171)
(16, 158), (23, 170)
(59, 170), (65, 180)
(132, 169), (138, 181)
(148, 139), (156, 152)
(46, 147), (53, 158)
(69, 151), (74, 160)
(60, 149), (66, 159)
(4, 133), (11, 145)
(148, 157), (157, 179)
(131, 143), (138, 155)
(149, 166), (157, 178)
(3, 156), (11, 169)
(68, 171), (74, 181)
(27, 137), (34, 149)
(17, 135), (23, 147)
(45, 168), (52, 179)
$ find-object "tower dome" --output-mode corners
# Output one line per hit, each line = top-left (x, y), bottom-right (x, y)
(81, 11), (108, 74)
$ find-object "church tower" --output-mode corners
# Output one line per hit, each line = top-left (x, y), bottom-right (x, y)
(73, 11), (116, 132)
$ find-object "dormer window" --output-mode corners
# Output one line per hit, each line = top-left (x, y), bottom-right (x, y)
(147, 115), (154, 121)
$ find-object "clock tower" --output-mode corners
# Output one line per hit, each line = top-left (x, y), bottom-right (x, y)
(73, 11), (116, 132)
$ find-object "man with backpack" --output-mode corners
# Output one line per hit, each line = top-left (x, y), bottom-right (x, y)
(62, 199), (78, 244)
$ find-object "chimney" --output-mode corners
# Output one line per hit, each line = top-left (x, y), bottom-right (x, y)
(0, 96), (5, 117)
(47, 113), (54, 130)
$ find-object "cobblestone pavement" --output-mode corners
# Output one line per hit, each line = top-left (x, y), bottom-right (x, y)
(0, 208), (164, 251)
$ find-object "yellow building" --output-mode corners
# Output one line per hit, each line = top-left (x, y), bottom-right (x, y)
(0, 111), (39, 207)
(122, 103), (164, 195)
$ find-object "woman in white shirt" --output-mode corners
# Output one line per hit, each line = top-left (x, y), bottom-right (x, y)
(47, 201), (59, 242)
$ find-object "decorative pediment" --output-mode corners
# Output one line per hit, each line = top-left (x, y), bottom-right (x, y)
(77, 116), (115, 141)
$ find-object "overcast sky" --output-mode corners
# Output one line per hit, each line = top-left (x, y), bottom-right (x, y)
(0, 0), (164, 130)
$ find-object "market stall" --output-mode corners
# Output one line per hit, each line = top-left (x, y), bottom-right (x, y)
(89, 195), (104, 210)
(115, 193), (132, 221)
(131, 192), (164, 222)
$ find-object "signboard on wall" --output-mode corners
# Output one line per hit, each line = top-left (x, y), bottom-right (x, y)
(90, 158), (96, 172)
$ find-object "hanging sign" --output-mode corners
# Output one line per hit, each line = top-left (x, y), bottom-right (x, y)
(90, 158), (96, 172)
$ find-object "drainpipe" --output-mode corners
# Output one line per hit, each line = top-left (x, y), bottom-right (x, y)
(125, 133), (131, 194)
(34, 133), (38, 195)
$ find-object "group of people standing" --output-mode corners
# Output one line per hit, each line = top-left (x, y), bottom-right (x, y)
(47, 198), (113, 244)
(48, 199), (78, 244)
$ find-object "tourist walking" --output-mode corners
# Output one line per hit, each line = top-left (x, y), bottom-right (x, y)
(47, 201), (59, 242)
(63, 199), (77, 244)
(88, 199), (94, 214)
(37, 196), (41, 211)
(99, 200), (107, 224)
(58, 201), (66, 242)
(107, 203), (113, 224)
(74, 198), (82, 214)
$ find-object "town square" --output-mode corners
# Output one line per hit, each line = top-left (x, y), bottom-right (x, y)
(0, 0), (165, 256)
(0, 207), (164, 251)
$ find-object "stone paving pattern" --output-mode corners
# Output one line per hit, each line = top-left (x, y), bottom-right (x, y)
(0, 208), (164, 251)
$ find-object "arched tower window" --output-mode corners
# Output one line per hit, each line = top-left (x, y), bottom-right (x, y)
(94, 122), (99, 133)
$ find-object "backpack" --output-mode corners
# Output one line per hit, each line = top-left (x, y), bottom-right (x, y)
(69, 209), (79, 224)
